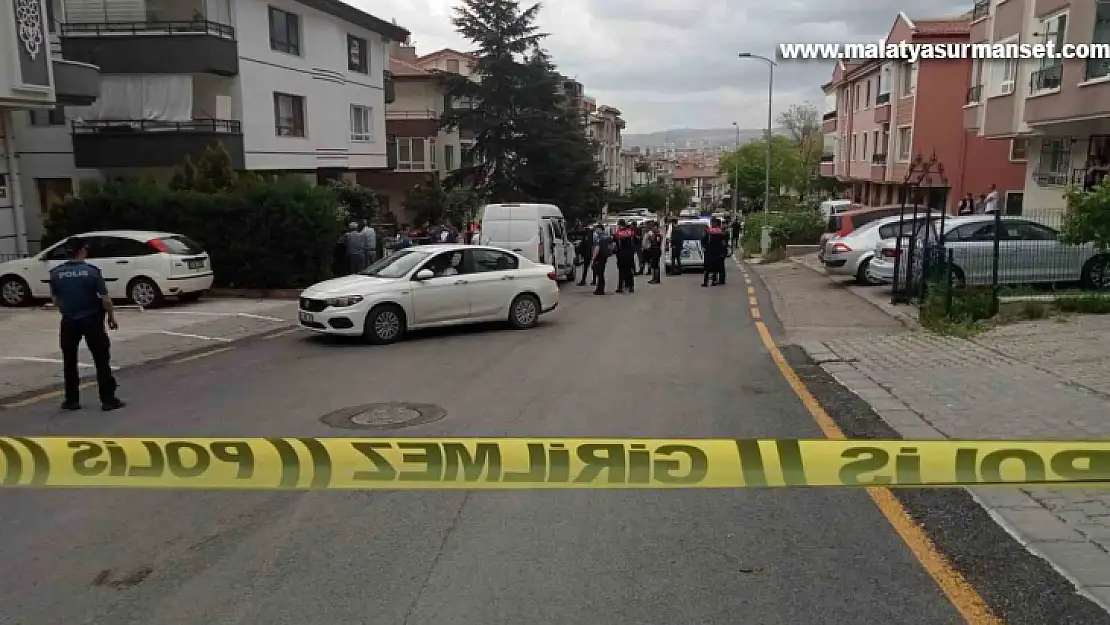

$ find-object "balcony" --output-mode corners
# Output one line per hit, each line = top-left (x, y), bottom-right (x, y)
(60, 20), (237, 76)
(873, 102), (891, 124)
(52, 59), (100, 106)
(71, 119), (244, 169)
(819, 154), (835, 177)
(821, 111), (837, 133)
(1086, 58), (1110, 82)
(966, 84), (982, 105)
(963, 103), (980, 130)
(871, 153), (887, 179)
(1029, 64), (1063, 93)
(384, 71), (395, 105)
(971, 0), (989, 21)
(876, 92), (890, 106)
(385, 109), (439, 136)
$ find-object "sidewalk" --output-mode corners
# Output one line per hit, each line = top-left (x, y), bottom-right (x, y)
(750, 258), (1110, 611)
(0, 298), (298, 402)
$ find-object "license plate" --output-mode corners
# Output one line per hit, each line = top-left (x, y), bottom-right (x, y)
(187, 259), (204, 269)
(299, 312), (314, 323)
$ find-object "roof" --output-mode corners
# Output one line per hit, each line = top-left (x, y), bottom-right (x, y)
(389, 56), (431, 77)
(417, 48), (479, 62)
(912, 17), (970, 36)
(295, 0), (409, 41)
(673, 165), (718, 179)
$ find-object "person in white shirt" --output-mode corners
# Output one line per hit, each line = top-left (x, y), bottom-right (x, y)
(360, 221), (377, 264)
(983, 184), (999, 214)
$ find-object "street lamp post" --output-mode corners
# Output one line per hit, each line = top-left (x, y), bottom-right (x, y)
(730, 121), (740, 222)
(738, 52), (776, 213)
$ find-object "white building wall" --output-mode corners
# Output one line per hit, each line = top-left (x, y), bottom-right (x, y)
(232, 0), (390, 170)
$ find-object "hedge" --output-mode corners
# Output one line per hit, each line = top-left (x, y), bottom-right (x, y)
(741, 206), (824, 250)
(44, 176), (343, 289)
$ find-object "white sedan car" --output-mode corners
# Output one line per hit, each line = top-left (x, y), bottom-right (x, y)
(299, 244), (560, 344)
(0, 230), (213, 308)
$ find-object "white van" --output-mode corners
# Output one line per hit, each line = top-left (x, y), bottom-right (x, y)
(478, 203), (575, 281)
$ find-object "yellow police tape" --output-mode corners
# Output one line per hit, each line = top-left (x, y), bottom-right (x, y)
(2, 437), (1109, 489)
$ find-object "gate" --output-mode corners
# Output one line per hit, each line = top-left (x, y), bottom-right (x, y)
(890, 154), (948, 306)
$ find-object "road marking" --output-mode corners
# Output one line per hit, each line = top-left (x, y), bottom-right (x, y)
(751, 308), (1000, 623)
(747, 286), (755, 295)
(170, 347), (233, 363)
(1, 382), (94, 409)
(748, 296), (758, 307)
(750, 307), (761, 319)
(1, 356), (119, 370)
(159, 331), (233, 342)
(237, 313), (288, 322)
(263, 327), (302, 339)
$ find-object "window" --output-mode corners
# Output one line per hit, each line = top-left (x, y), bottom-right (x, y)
(420, 250), (468, 278)
(854, 84), (861, 110)
(395, 137), (436, 170)
(1087, 2), (1110, 80)
(873, 130), (881, 156)
(35, 178), (73, 215)
(879, 64), (892, 95)
(1034, 137), (1072, 186)
(444, 144), (455, 170)
(347, 35), (368, 73)
(950, 223), (997, 242)
(897, 127), (912, 161)
(471, 249), (518, 272)
(350, 105), (372, 142)
(446, 59), (460, 73)
(852, 133), (858, 160)
(460, 139), (476, 166)
(43, 242), (69, 261)
(29, 106), (65, 126)
(865, 80), (871, 107)
(862, 133), (869, 159)
(274, 93), (306, 137)
(98, 236), (156, 257)
(1013, 221), (1057, 240)
(988, 56), (1017, 95)
(900, 62), (916, 97)
(1040, 14), (1067, 69)
(269, 7), (300, 55)
(1010, 138), (1028, 161)
(1004, 192), (1024, 216)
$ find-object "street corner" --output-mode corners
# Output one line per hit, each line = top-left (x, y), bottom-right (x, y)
(0, 298), (297, 406)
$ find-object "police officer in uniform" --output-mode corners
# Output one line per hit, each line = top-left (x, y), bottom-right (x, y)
(668, 218), (683, 275)
(614, 219), (636, 293)
(590, 223), (611, 295)
(49, 237), (125, 411)
(701, 218), (729, 287)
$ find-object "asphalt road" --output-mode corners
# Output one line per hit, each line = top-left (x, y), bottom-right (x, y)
(0, 261), (965, 625)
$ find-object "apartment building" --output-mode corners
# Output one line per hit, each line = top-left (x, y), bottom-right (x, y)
(588, 104), (624, 191)
(7, 0), (406, 251)
(673, 165), (726, 209)
(354, 44), (476, 221)
(820, 13), (1025, 213)
(2, 0), (100, 256)
(966, 0), (1110, 215)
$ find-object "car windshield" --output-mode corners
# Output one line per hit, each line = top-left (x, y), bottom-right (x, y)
(673, 223), (707, 240)
(360, 249), (428, 278)
(155, 236), (204, 255)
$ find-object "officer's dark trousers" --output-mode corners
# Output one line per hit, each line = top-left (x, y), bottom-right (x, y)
(592, 259), (607, 293)
(701, 254), (726, 285)
(616, 255), (635, 291)
(60, 314), (117, 404)
(670, 245), (682, 273)
(649, 249), (661, 282)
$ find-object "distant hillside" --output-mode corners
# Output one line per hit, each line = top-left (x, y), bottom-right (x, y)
(622, 127), (786, 151)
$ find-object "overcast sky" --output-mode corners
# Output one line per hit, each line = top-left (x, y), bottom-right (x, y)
(355, 0), (970, 134)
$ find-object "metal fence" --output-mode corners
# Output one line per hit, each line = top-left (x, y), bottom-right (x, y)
(888, 207), (1109, 315)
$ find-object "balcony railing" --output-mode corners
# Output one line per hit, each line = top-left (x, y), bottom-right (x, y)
(872, 153), (887, 165)
(72, 119), (242, 133)
(971, 0), (989, 21)
(875, 92), (890, 106)
(1033, 170), (1069, 186)
(1030, 64), (1063, 92)
(60, 20), (235, 38)
(1086, 58), (1110, 82)
(966, 84), (982, 104)
(822, 110), (836, 121)
(820, 154), (834, 162)
(386, 109), (438, 119)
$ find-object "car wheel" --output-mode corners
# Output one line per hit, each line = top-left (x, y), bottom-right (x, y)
(128, 277), (164, 308)
(1081, 255), (1110, 290)
(363, 304), (405, 345)
(855, 258), (877, 286)
(0, 276), (32, 307)
(508, 293), (540, 329)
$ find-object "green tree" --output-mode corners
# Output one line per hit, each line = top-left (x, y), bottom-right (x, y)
(404, 178), (481, 227)
(328, 179), (379, 223)
(1063, 180), (1110, 251)
(719, 136), (800, 208)
(624, 182), (668, 213)
(169, 143), (237, 192)
(667, 184), (694, 212)
(777, 103), (822, 198)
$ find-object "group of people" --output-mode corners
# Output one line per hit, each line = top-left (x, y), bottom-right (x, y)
(338, 219), (482, 276)
(956, 184), (1001, 215)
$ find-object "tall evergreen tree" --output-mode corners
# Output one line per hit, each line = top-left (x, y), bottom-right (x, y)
(439, 0), (605, 220)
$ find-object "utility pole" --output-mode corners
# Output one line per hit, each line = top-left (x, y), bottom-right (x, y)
(730, 121), (740, 222)
(738, 52), (776, 213)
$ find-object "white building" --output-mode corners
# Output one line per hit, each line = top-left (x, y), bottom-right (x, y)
(6, 0), (407, 252)
(587, 104), (624, 192)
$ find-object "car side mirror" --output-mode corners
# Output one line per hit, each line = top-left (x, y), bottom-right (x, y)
(414, 269), (435, 280)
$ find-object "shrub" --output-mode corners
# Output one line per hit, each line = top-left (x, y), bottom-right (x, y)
(741, 208), (823, 251)
(44, 175), (343, 289)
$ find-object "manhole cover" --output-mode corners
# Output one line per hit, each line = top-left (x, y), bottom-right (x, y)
(319, 402), (446, 430)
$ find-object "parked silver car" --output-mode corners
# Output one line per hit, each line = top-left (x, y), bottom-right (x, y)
(822, 214), (945, 285)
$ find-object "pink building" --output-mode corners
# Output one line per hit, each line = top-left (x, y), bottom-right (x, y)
(819, 13), (1026, 213)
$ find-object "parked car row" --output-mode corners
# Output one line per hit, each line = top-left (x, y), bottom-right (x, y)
(820, 206), (1110, 291)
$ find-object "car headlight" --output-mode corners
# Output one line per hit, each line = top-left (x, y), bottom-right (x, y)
(326, 295), (364, 307)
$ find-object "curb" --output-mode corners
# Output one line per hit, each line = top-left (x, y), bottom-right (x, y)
(0, 324), (294, 409)
(786, 256), (920, 330)
(208, 288), (301, 300)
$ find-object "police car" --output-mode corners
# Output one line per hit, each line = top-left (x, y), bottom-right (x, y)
(0, 230), (213, 308)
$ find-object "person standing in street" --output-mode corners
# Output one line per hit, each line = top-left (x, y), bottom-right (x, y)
(50, 237), (125, 412)
(983, 184), (1000, 214)
(614, 219), (636, 293)
(702, 217), (729, 287)
(343, 222), (366, 273)
(668, 218), (683, 275)
(645, 220), (663, 284)
(392, 225), (413, 251)
(591, 223), (610, 295)
(731, 219), (742, 248)
(360, 220), (377, 266)
(576, 230), (594, 287)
